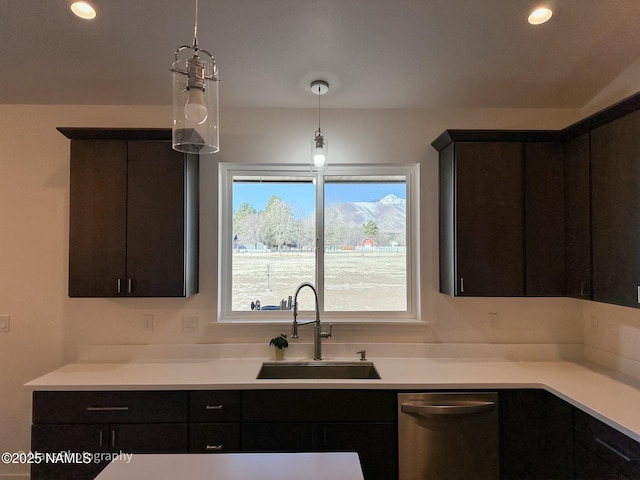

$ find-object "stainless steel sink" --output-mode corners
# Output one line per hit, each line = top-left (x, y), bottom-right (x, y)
(256, 361), (381, 379)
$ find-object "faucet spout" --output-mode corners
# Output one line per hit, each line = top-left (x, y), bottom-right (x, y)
(291, 282), (331, 360)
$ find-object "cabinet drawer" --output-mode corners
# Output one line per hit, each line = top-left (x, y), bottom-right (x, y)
(575, 409), (640, 479)
(190, 391), (241, 422)
(33, 391), (188, 424)
(189, 423), (241, 453)
(242, 390), (396, 422)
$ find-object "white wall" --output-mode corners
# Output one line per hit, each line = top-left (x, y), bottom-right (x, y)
(0, 104), (586, 478)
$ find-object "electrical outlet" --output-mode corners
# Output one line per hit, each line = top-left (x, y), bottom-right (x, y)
(142, 314), (154, 331)
(0, 315), (10, 333)
(488, 312), (499, 329)
(182, 315), (199, 333)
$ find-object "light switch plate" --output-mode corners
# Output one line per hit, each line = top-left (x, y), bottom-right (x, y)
(0, 315), (10, 333)
(182, 315), (199, 332)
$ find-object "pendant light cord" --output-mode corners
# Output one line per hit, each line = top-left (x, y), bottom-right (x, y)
(317, 84), (322, 133)
(193, 0), (199, 47)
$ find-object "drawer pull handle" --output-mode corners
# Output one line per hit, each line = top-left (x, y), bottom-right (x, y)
(206, 444), (223, 451)
(87, 406), (130, 412)
(206, 404), (224, 410)
(595, 437), (639, 464)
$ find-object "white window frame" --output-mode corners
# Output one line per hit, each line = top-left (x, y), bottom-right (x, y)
(218, 162), (420, 323)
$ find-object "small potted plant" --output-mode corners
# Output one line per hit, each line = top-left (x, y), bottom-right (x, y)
(269, 334), (288, 360)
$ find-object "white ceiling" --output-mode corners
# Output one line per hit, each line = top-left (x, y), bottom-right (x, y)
(3, 0), (640, 109)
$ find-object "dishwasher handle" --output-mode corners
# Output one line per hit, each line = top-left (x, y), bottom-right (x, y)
(401, 400), (495, 416)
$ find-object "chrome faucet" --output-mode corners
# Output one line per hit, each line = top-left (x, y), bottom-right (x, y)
(291, 282), (332, 360)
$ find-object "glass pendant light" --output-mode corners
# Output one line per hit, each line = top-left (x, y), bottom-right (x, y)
(311, 80), (329, 168)
(171, 0), (219, 154)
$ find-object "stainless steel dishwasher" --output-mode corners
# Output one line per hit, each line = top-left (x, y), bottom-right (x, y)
(398, 392), (499, 480)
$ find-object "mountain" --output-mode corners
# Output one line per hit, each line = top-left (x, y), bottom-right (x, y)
(329, 194), (406, 232)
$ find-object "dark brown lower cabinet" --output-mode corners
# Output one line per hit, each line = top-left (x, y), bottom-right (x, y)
(575, 409), (640, 480)
(500, 389), (574, 479)
(31, 423), (187, 480)
(241, 390), (398, 480)
(31, 391), (189, 480)
(31, 388), (640, 480)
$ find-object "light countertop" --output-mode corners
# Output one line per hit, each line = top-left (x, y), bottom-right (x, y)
(25, 352), (640, 444)
(95, 453), (364, 480)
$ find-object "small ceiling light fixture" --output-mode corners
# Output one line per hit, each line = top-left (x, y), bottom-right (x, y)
(70, 1), (96, 20)
(311, 80), (329, 169)
(171, 0), (219, 154)
(528, 6), (553, 25)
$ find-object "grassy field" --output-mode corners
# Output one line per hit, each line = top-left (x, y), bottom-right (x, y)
(232, 251), (407, 312)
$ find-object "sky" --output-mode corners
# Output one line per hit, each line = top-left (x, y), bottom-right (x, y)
(233, 182), (406, 218)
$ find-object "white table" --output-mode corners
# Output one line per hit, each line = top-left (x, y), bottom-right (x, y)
(95, 452), (364, 480)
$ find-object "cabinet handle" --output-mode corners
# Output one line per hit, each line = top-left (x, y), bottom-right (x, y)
(128, 279), (133, 294)
(117, 279), (122, 294)
(111, 429), (116, 448)
(637, 286), (640, 304)
(86, 406), (130, 411)
(595, 437), (639, 464)
(460, 278), (465, 293)
(99, 430), (103, 448)
(206, 444), (223, 451)
(205, 404), (224, 410)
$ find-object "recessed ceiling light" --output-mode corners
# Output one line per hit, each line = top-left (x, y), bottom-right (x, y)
(528, 7), (553, 25)
(70, 2), (97, 20)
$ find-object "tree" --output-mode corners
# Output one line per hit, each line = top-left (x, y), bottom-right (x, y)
(263, 196), (294, 251)
(236, 211), (264, 248)
(233, 202), (257, 234)
(364, 220), (379, 239)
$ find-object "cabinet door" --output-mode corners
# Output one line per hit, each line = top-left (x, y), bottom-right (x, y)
(591, 110), (640, 307)
(564, 133), (592, 299)
(112, 423), (188, 453)
(501, 390), (574, 479)
(454, 142), (524, 296)
(126, 141), (196, 297)
(69, 140), (127, 297)
(241, 423), (317, 451)
(525, 142), (565, 296)
(323, 423), (397, 480)
(31, 424), (109, 480)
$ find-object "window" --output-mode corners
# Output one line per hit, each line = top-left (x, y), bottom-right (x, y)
(219, 163), (419, 322)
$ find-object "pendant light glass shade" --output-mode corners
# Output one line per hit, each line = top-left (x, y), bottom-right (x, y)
(171, 0), (219, 154)
(310, 80), (329, 169)
(312, 130), (327, 168)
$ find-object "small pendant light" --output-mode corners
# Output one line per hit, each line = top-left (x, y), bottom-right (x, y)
(171, 0), (220, 154)
(311, 80), (329, 168)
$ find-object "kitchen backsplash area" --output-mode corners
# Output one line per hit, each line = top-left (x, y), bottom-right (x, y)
(583, 301), (640, 379)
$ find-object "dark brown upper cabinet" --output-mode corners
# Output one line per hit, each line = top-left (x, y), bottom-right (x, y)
(563, 133), (591, 299)
(439, 141), (524, 296)
(591, 109), (640, 308)
(63, 129), (199, 298)
(434, 91), (640, 304)
(524, 142), (565, 296)
(436, 134), (565, 297)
